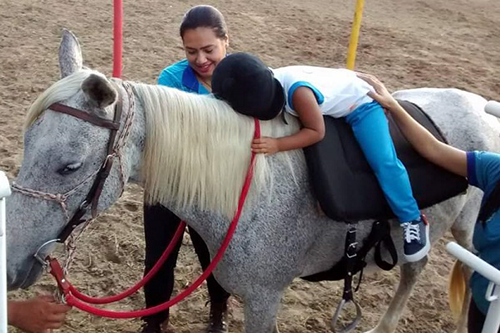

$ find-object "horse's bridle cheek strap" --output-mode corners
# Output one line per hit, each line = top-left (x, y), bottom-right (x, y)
(52, 82), (125, 243)
(10, 80), (135, 271)
(56, 155), (115, 242)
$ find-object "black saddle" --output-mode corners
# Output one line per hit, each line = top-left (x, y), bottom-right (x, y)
(303, 100), (468, 222)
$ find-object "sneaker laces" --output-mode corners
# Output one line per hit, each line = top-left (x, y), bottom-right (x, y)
(402, 222), (421, 243)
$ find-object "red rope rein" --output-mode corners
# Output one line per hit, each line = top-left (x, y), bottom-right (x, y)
(68, 221), (186, 304)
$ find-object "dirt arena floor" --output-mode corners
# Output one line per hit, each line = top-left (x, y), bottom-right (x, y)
(2, 0), (500, 332)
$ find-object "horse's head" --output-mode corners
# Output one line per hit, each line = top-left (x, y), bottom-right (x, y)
(6, 30), (137, 290)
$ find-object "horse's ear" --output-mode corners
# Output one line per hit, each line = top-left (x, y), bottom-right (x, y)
(82, 74), (117, 109)
(59, 29), (83, 78)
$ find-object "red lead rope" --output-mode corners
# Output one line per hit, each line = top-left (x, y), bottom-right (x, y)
(48, 118), (261, 318)
(70, 221), (186, 304)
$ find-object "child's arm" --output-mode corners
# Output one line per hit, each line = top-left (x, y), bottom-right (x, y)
(252, 87), (325, 154)
(357, 72), (467, 177)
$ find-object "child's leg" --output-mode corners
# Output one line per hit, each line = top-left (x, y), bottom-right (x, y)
(346, 100), (430, 262)
(344, 101), (420, 222)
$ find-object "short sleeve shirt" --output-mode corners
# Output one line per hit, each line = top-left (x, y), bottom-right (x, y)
(157, 59), (210, 95)
(271, 66), (374, 118)
(467, 151), (500, 315)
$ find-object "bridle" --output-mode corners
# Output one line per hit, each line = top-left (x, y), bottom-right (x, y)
(11, 80), (135, 265)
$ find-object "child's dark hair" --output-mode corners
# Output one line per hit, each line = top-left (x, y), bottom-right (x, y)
(180, 5), (227, 39)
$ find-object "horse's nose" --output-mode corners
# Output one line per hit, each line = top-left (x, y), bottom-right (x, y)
(6, 265), (37, 291)
(6, 271), (19, 291)
(6, 258), (31, 291)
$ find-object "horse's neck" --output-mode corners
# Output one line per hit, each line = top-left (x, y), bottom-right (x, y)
(125, 82), (257, 219)
(122, 86), (202, 221)
(123, 83), (314, 251)
(125, 103), (219, 242)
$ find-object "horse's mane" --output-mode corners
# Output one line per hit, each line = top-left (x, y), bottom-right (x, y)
(25, 69), (303, 218)
(132, 82), (302, 218)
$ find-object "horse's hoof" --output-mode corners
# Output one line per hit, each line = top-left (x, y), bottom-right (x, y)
(139, 317), (169, 333)
(139, 321), (163, 333)
(207, 301), (229, 333)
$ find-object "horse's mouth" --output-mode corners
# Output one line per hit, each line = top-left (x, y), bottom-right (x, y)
(8, 261), (43, 291)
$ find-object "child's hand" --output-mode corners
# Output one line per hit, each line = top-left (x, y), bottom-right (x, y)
(252, 137), (280, 155)
(356, 72), (399, 111)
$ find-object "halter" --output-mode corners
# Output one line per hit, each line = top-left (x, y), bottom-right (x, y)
(11, 80), (135, 265)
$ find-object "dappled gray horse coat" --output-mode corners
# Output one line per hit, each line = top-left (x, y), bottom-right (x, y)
(6, 30), (500, 333)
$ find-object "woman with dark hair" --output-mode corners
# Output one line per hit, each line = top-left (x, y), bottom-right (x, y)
(141, 5), (230, 333)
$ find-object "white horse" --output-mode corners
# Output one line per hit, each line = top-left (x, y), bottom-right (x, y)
(6, 30), (500, 333)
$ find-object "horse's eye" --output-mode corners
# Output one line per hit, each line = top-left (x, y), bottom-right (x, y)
(57, 162), (83, 175)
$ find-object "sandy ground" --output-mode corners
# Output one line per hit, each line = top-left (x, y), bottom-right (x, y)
(1, 0), (500, 332)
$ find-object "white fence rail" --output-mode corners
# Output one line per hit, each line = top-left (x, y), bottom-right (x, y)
(485, 100), (500, 118)
(0, 171), (11, 333)
(447, 242), (500, 333)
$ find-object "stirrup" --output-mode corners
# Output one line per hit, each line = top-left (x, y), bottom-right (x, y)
(330, 298), (362, 333)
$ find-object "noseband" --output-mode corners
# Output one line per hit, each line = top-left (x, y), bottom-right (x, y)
(12, 80), (135, 263)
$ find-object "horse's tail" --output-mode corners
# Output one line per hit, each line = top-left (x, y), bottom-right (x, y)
(448, 259), (466, 319)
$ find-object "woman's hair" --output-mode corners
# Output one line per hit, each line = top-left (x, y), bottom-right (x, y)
(180, 5), (228, 39)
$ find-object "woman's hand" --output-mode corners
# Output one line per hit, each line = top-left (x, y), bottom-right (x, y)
(252, 137), (280, 155)
(9, 295), (72, 333)
(356, 72), (399, 111)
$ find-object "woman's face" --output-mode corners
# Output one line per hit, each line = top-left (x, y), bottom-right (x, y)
(182, 27), (228, 80)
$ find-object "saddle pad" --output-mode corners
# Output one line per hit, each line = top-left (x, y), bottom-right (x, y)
(303, 100), (468, 222)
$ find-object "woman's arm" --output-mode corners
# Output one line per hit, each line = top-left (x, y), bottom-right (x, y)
(357, 73), (467, 177)
(252, 86), (325, 154)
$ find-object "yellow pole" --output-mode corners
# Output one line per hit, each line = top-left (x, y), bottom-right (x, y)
(346, 0), (365, 70)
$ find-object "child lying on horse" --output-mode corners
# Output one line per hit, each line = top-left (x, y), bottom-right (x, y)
(211, 52), (428, 262)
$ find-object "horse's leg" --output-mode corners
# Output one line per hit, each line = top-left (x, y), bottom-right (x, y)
(365, 258), (428, 333)
(243, 289), (282, 333)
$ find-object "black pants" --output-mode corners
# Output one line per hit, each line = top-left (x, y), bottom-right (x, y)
(142, 203), (230, 324)
(468, 298), (499, 333)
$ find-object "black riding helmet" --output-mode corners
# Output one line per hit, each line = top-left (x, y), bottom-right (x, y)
(212, 52), (285, 120)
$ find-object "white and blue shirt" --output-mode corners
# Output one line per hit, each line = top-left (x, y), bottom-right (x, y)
(158, 59), (210, 95)
(467, 151), (500, 315)
(272, 66), (374, 118)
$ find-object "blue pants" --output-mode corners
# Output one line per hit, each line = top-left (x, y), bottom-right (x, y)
(345, 101), (420, 222)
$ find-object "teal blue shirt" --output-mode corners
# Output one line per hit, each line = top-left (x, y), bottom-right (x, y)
(467, 151), (500, 315)
(157, 59), (210, 95)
